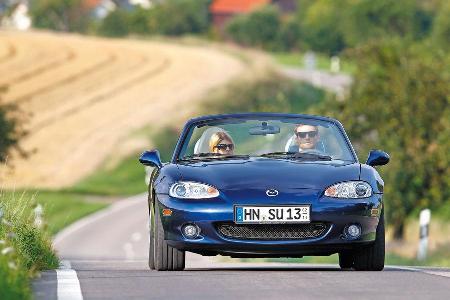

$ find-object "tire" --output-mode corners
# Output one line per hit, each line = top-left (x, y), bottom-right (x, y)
(148, 199), (155, 270)
(338, 251), (353, 269)
(353, 211), (385, 271)
(154, 201), (185, 271)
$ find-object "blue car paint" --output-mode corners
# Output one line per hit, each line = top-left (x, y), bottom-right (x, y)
(145, 113), (385, 257)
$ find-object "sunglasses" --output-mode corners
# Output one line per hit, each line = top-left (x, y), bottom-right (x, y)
(214, 143), (234, 151)
(296, 131), (318, 138)
(214, 144), (234, 151)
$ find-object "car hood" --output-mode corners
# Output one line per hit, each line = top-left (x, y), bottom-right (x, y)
(176, 157), (360, 193)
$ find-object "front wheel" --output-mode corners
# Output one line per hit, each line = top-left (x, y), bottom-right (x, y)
(154, 201), (185, 271)
(352, 211), (385, 271)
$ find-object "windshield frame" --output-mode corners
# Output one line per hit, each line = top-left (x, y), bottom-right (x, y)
(171, 113), (358, 163)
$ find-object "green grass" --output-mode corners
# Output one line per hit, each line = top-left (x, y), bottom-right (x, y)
(0, 192), (59, 299)
(70, 154), (148, 196)
(1, 190), (108, 235)
(272, 51), (356, 74)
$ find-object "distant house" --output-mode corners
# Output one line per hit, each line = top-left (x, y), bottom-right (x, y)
(210, 0), (269, 29)
(210, 0), (296, 29)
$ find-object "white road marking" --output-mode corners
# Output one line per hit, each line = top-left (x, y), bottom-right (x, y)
(392, 266), (450, 278)
(57, 260), (83, 300)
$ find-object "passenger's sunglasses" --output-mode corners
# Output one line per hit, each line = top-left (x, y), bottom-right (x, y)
(214, 143), (234, 151)
(296, 131), (318, 138)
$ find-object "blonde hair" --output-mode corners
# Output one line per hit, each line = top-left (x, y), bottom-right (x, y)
(209, 131), (234, 152)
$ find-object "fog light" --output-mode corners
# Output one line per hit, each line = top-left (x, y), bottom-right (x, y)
(345, 224), (361, 239)
(182, 224), (199, 239)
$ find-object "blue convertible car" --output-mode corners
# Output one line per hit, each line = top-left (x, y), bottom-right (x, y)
(139, 113), (389, 271)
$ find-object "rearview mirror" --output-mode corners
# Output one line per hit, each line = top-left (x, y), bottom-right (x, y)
(249, 122), (280, 135)
(139, 150), (162, 168)
(366, 150), (389, 167)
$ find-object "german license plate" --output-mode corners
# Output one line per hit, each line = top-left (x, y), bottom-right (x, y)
(234, 205), (311, 224)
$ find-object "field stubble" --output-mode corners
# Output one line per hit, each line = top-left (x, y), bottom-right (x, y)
(0, 30), (249, 188)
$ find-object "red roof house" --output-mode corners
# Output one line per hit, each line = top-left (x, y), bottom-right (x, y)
(210, 0), (270, 29)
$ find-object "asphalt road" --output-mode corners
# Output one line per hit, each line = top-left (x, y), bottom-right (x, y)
(33, 194), (450, 300)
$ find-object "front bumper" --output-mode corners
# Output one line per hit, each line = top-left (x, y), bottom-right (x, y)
(156, 193), (383, 257)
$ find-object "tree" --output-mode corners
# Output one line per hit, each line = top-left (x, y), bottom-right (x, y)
(226, 5), (282, 50)
(340, 0), (423, 47)
(29, 0), (89, 32)
(0, 89), (25, 162)
(147, 0), (210, 36)
(316, 39), (450, 239)
(300, 0), (347, 55)
(97, 9), (129, 37)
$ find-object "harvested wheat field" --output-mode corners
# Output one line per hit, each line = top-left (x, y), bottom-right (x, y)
(0, 30), (246, 188)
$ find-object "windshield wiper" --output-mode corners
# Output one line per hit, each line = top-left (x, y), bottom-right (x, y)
(260, 152), (332, 161)
(179, 153), (249, 162)
(290, 152), (332, 161)
(259, 151), (297, 157)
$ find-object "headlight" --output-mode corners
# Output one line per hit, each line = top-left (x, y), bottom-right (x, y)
(324, 181), (372, 198)
(169, 181), (219, 199)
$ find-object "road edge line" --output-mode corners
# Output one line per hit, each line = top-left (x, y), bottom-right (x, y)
(57, 260), (83, 300)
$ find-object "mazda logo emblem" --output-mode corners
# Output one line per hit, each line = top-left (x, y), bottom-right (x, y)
(266, 189), (279, 197)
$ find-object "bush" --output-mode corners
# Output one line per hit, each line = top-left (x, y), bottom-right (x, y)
(315, 39), (450, 239)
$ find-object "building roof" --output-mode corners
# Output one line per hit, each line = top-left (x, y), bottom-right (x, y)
(210, 0), (270, 14)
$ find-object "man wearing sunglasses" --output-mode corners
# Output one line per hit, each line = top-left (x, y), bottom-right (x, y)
(294, 124), (320, 152)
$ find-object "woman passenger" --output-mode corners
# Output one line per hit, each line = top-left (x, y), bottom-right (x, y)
(209, 131), (235, 155)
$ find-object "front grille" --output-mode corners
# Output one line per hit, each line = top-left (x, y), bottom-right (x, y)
(216, 222), (329, 240)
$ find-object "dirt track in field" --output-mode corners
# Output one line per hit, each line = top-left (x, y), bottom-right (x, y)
(0, 30), (247, 188)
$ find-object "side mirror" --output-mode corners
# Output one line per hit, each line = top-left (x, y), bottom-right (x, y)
(139, 150), (162, 168)
(366, 150), (390, 167)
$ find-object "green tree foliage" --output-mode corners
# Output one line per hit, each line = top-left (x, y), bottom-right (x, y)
(96, 0), (210, 37)
(226, 6), (282, 50)
(316, 39), (450, 238)
(29, 0), (89, 32)
(0, 90), (24, 162)
(204, 72), (325, 114)
(340, 0), (426, 47)
(98, 9), (129, 37)
(300, 0), (346, 55)
(147, 0), (210, 36)
(431, 1), (450, 50)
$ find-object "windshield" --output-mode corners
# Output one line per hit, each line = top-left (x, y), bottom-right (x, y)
(177, 117), (355, 162)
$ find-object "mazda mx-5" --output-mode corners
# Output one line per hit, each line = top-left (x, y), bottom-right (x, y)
(139, 113), (389, 271)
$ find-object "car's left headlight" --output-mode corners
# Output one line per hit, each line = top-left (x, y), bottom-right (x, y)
(169, 181), (219, 199)
(324, 181), (372, 198)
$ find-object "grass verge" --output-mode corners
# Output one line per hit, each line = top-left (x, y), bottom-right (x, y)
(0, 192), (59, 299)
(272, 51), (356, 74)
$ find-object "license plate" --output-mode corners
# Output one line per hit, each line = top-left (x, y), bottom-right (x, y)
(234, 205), (311, 224)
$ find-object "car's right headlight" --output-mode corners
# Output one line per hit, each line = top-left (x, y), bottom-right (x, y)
(169, 181), (219, 199)
(324, 181), (372, 198)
